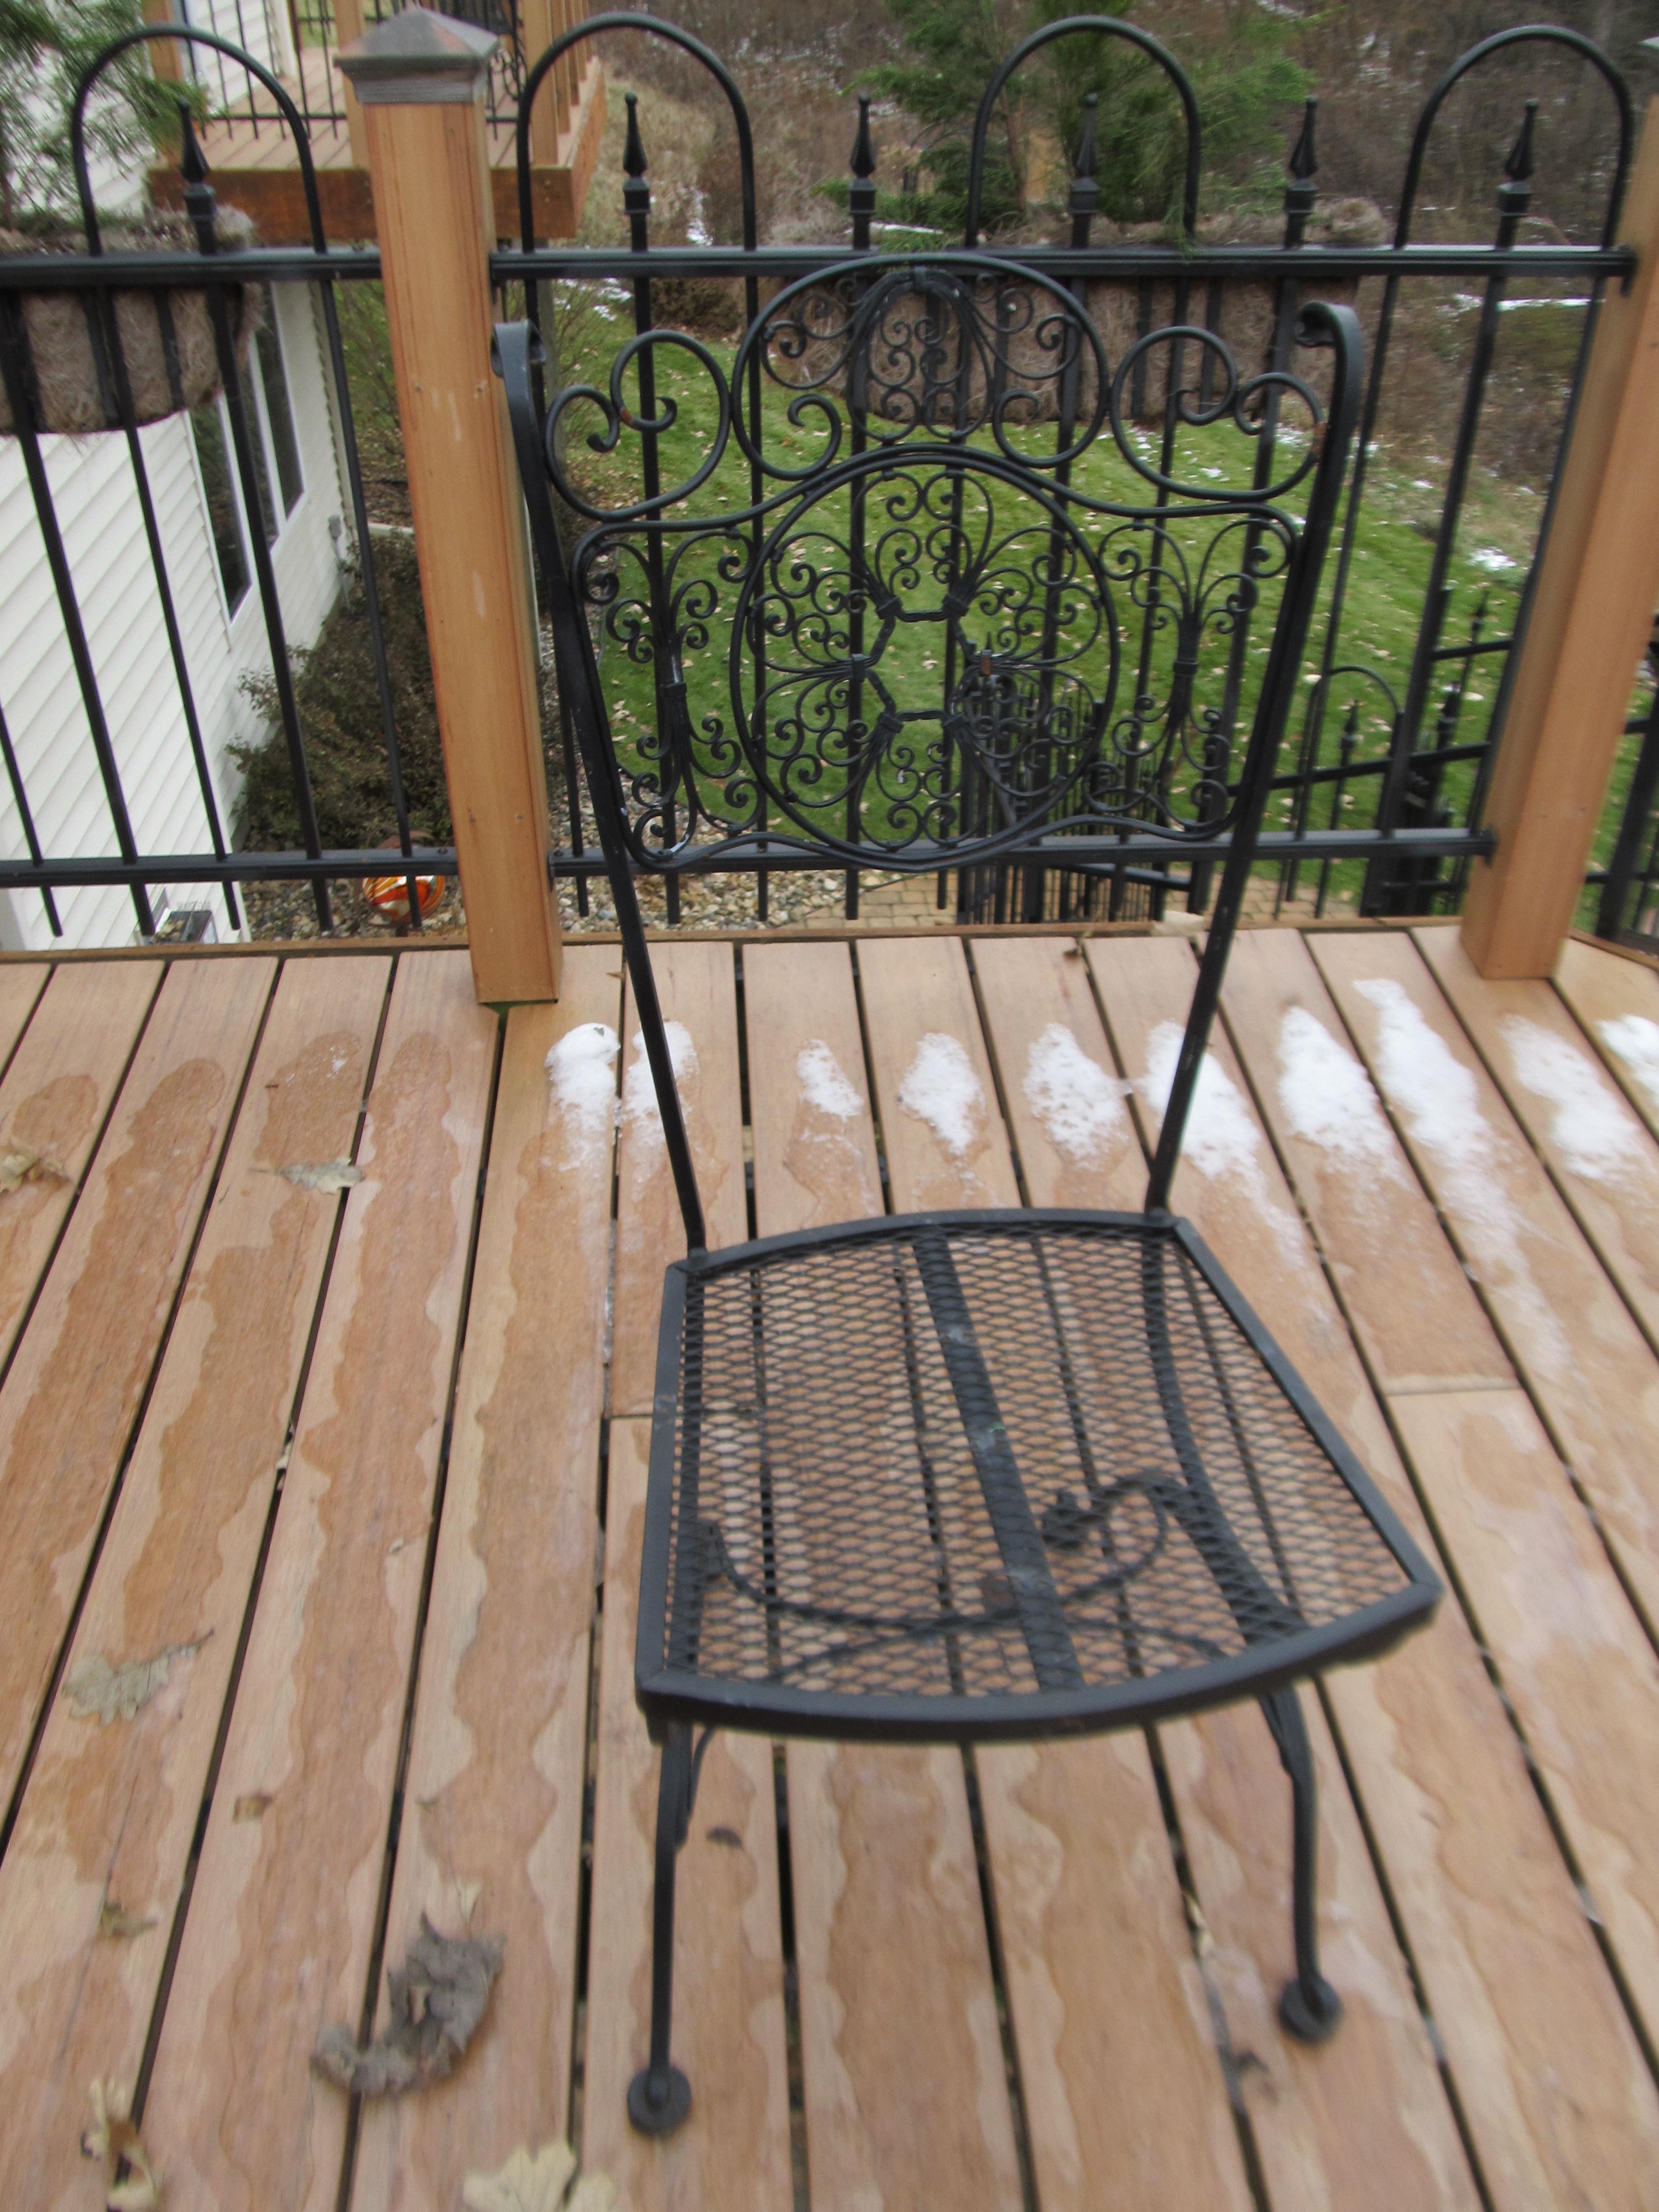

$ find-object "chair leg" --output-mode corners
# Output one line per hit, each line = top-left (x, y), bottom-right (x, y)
(1260, 1685), (1344, 2043)
(628, 1724), (696, 2136)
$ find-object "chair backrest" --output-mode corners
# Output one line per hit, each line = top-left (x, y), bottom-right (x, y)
(496, 274), (1361, 1249)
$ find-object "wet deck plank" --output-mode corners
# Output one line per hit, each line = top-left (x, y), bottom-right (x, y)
(139, 950), (496, 2212)
(350, 950), (622, 2211)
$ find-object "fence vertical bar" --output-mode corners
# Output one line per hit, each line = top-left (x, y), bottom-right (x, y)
(341, 7), (562, 1002)
(1460, 97), (1659, 979)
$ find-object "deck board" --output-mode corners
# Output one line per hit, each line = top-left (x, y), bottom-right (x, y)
(0, 962), (49, 1079)
(0, 956), (275, 1813)
(349, 951), (622, 2210)
(1555, 935), (1659, 1140)
(0, 953), (389, 2212)
(1419, 925), (1659, 1361)
(0, 959), (161, 1379)
(139, 950), (497, 2212)
(6, 927), (1659, 2210)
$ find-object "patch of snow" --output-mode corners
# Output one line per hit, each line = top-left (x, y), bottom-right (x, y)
(1276, 1005), (1400, 1173)
(1023, 1024), (1126, 1165)
(898, 1031), (983, 1159)
(622, 1021), (697, 1136)
(1469, 546), (1517, 573)
(1139, 1022), (1306, 1266)
(546, 1022), (620, 1160)
(1596, 1013), (1659, 1123)
(797, 1039), (863, 1121)
(1354, 977), (1568, 1370)
(1501, 1014), (1644, 1182)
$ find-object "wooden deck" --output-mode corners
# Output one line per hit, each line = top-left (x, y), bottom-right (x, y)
(151, 44), (607, 242)
(6, 921), (1659, 2209)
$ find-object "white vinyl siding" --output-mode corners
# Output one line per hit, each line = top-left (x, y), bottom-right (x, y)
(0, 284), (346, 950)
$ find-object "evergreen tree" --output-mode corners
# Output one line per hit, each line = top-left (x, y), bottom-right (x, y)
(0, 0), (186, 227)
(864, 0), (1311, 236)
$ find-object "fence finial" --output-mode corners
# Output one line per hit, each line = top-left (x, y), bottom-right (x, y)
(1289, 96), (1318, 181)
(1068, 93), (1099, 237)
(849, 92), (877, 249)
(624, 91), (648, 179)
(175, 95), (208, 187)
(851, 92), (875, 179)
(1505, 98), (1538, 184)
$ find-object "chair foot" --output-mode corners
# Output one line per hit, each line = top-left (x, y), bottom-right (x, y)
(1278, 1973), (1344, 2043)
(1260, 1684), (1344, 2046)
(628, 2063), (692, 2136)
(627, 1724), (710, 2137)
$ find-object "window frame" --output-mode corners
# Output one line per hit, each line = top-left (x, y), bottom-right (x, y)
(191, 283), (306, 624)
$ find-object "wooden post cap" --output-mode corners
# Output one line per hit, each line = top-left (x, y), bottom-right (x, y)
(337, 6), (497, 104)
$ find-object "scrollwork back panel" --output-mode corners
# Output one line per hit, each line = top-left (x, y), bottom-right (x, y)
(546, 255), (1323, 869)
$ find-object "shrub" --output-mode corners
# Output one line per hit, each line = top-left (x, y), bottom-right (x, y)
(233, 530), (563, 855)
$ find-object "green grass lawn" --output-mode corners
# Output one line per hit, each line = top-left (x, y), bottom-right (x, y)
(539, 282), (1641, 910)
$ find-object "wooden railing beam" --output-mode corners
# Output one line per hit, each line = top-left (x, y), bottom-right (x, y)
(1461, 97), (1659, 978)
(340, 9), (562, 1005)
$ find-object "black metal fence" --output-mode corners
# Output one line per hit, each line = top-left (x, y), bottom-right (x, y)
(0, 14), (1652, 947)
(505, 14), (1639, 927)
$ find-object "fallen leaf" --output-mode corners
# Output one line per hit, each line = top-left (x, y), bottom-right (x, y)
(311, 1914), (503, 2097)
(569, 2176), (618, 2212)
(98, 1900), (157, 1940)
(462, 2140), (576, 2212)
(232, 1792), (272, 1822)
(63, 1636), (208, 1724)
(0, 1142), (66, 1193)
(276, 1160), (362, 1193)
(81, 2079), (163, 2209)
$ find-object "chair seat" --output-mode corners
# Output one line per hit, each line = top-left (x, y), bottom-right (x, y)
(635, 1209), (1438, 1744)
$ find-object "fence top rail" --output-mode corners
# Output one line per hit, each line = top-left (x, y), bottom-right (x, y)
(0, 247), (385, 291)
(492, 243), (1640, 284)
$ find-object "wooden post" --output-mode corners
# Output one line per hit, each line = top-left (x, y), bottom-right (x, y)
(1460, 96), (1659, 978)
(519, 0), (570, 165)
(142, 0), (184, 83)
(340, 10), (562, 1005)
(332, 0), (370, 169)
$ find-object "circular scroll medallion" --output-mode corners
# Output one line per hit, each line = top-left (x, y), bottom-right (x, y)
(728, 456), (1120, 859)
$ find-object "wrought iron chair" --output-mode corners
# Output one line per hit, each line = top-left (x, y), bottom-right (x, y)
(496, 258), (1440, 2138)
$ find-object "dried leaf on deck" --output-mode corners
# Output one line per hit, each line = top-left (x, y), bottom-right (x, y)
(63, 1636), (208, 1725)
(81, 2079), (163, 2209)
(98, 1900), (158, 1940)
(276, 1159), (363, 1193)
(311, 1914), (503, 2098)
(0, 1142), (66, 1193)
(462, 2139), (617, 2212)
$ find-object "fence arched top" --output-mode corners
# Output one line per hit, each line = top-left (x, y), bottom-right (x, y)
(1395, 23), (1632, 251)
(964, 14), (1201, 247)
(515, 11), (758, 254)
(70, 25), (330, 255)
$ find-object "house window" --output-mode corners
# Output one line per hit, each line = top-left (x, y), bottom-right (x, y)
(191, 284), (304, 615)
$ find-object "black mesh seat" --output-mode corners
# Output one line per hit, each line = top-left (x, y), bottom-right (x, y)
(640, 1213), (1432, 1742)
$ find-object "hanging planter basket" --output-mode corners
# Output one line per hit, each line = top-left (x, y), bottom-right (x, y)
(0, 210), (260, 438)
(1084, 199), (1389, 422)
